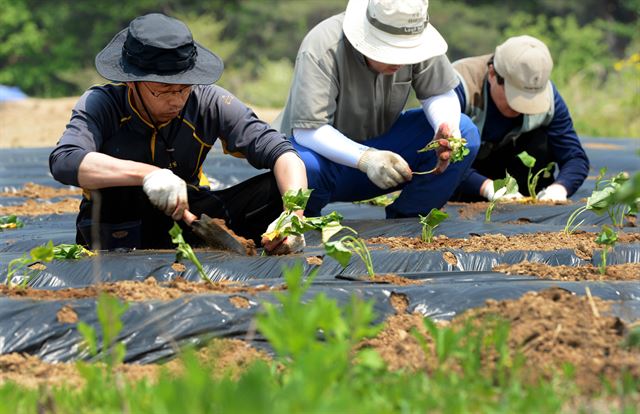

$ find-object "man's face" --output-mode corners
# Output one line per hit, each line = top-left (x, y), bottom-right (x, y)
(365, 57), (404, 75)
(487, 66), (520, 118)
(129, 81), (192, 124)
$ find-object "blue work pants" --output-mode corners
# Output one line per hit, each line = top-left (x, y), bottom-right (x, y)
(292, 109), (480, 217)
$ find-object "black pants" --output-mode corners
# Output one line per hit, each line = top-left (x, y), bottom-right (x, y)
(76, 172), (283, 250)
(452, 129), (556, 202)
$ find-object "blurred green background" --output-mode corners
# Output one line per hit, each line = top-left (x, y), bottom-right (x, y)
(1, 0), (638, 137)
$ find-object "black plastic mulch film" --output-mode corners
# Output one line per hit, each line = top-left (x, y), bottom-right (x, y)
(0, 138), (638, 363)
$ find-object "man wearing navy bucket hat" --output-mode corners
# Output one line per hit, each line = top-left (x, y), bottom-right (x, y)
(50, 13), (307, 253)
(274, 0), (480, 218)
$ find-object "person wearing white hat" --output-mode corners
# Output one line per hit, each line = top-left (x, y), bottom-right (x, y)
(49, 13), (307, 253)
(275, 0), (480, 218)
(452, 35), (589, 202)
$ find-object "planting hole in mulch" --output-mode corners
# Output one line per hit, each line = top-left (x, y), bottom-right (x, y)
(336, 274), (424, 285)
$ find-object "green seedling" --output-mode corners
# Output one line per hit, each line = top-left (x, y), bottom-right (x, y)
(485, 173), (519, 223)
(6, 241), (55, 286)
(419, 208), (448, 243)
(169, 223), (210, 283)
(595, 225), (618, 275)
(0, 215), (24, 231)
(353, 193), (398, 207)
(516, 151), (555, 199)
(6, 241), (94, 286)
(322, 222), (375, 278)
(564, 170), (633, 234)
(77, 293), (128, 369)
(414, 136), (470, 175)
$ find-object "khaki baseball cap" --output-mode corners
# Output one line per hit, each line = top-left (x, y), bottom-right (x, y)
(493, 35), (553, 114)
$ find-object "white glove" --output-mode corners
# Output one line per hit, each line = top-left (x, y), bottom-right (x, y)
(537, 184), (568, 202)
(142, 169), (188, 220)
(263, 213), (305, 255)
(481, 179), (524, 201)
(357, 149), (412, 190)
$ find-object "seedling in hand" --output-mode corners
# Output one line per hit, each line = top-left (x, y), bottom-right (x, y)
(516, 151), (555, 199)
(485, 173), (519, 222)
(261, 189), (313, 245)
(595, 225), (618, 275)
(169, 222), (211, 283)
(414, 136), (470, 175)
(419, 208), (448, 243)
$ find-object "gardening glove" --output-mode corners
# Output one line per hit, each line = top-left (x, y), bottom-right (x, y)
(357, 149), (412, 190)
(142, 169), (188, 220)
(262, 213), (306, 255)
(537, 184), (568, 202)
(481, 179), (524, 202)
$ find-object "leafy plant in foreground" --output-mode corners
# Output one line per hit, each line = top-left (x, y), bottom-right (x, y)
(419, 208), (449, 243)
(0, 215), (24, 231)
(77, 293), (129, 369)
(169, 222), (210, 283)
(595, 225), (618, 275)
(414, 136), (470, 175)
(485, 172), (519, 223)
(517, 151), (555, 199)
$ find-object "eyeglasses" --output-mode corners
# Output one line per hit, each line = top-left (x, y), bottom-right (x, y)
(143, 83), (192, 99)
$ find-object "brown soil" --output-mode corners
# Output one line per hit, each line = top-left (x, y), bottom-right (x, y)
(206, 216), (256, 256)
(494, 261), (640, 281)
(369, 231), (640, 261)
(448, 200), (569, 220)
(0, 277), (284, 301)
(364, 287), (640, 395)
(339, 273), (424, 285)
(0, 338), (270, 389)
(0, 183), (81, 199)
(0, 198), (80, 216)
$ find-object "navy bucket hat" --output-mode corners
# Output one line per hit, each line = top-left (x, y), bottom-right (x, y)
(95, 13), (223, 85)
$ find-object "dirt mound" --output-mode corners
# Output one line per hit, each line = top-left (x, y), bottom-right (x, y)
(362, 287), (640, 394)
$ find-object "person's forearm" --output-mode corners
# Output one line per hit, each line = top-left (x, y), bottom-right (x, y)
(272, 151), (308, 196)
(420, 89), (461, 137)
(78, 152), (159, 189)
(293, 125), (369, 168)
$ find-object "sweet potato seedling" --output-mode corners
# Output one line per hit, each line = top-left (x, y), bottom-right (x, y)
(564, 170), (634, 234)
(169, 223), (210, 283)
(595, 225), (618, 275)
(485, 172), (519, 223)
(0, 215), (24, 231)
(516, 151), (555, 199)
(419, 208), (448, 243)
(6, 241), (93, 286)
(414, 136), (470, 175)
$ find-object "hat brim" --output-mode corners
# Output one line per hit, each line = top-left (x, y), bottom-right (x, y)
(343, 0), (448, 65)
(504, 80), (552, 115)
(95, 28), (224, 85)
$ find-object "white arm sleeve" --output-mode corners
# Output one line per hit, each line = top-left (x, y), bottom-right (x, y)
(420, 89), (462, 138)
(293, 125), (370, 168)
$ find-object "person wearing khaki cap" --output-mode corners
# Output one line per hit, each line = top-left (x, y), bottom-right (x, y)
(49, 13), (307, 253)
(275, 0), (480, 218)
(452, 35), (589, 202)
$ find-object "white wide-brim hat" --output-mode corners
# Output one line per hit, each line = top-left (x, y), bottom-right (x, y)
(343, 0), (448, 65)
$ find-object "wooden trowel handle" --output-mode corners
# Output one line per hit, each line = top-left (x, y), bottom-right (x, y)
(183, 209), (198, 225)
